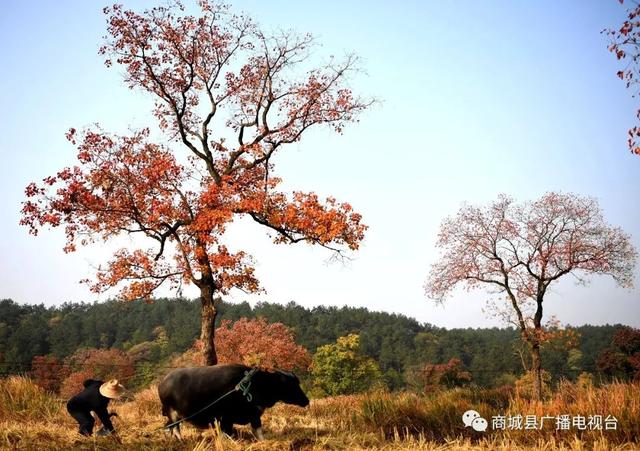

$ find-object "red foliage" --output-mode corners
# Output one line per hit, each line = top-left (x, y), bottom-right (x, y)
(612, 326), (640, 355)
(59, 348), (135, 398)
(59, 370), (95, 399)
(215, 317), (311, 372)
(597, 326), (640, 380)
(20, 2), (369, 301)
(30, 355), (65, 393)
(20, 1), (370, 365)
(420, 358), (472, 391)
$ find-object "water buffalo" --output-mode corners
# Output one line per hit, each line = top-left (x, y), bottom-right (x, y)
(158, 363), (309, 440)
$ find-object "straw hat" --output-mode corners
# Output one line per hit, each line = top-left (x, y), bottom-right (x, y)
(99, 379), (125, 399)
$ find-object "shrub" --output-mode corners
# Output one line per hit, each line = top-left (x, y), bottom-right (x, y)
(215, 317), (311, 372)
(30, 355), (65, 393)
(59, 348), (135, 398)
(311, 334), (383, 396)
(172, 318), (312, 373)
(515, 370), (551, 399)
(419, 358), (472, 391)
(597, 326), (640, 381)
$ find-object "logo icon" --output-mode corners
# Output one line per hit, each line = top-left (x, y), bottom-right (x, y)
(462, 410), (488, 432)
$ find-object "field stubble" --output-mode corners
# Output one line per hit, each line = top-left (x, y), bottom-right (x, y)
(0, 376), (638, 450)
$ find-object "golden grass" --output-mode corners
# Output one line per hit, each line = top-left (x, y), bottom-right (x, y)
(0, 376), (60, 421)
(0, 377), (638, 450)
(355, 382), (640, 443)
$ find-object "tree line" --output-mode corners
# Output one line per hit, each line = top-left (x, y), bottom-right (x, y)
(0, 298), (629, 391)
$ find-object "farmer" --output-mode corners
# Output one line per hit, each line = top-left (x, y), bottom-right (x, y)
(66, 378), (125, 436)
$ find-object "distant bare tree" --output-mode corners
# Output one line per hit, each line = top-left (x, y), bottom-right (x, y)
(425, 192), (637, 399)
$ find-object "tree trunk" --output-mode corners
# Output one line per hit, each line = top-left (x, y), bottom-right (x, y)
(531, 342), (542, 400)
(199, 286), (218, 366)
(531, 292), (544, 400)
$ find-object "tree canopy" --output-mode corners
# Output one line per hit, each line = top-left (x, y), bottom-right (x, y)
(20, 0), (371, 365)
(0, 298), (629, 392)
(425, 192), (637, 399)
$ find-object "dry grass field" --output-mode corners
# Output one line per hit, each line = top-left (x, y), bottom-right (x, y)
(0, 376), (638, 450)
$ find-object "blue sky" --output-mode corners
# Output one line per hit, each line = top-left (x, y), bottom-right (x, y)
(0, 1), (638, 328)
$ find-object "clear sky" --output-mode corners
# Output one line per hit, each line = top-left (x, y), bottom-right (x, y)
(0, 0), (638, 328)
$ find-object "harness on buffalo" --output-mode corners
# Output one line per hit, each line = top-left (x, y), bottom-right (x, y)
(159, 367), (258, 432)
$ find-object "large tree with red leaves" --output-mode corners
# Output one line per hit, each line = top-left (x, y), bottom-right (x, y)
(425, 192), (636, 399)
(20, 1), (370, 365)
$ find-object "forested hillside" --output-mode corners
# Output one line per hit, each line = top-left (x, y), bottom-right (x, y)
(0, 298), (621, 389)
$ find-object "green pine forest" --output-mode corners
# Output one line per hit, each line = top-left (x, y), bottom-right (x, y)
(0, 298), (622, 390)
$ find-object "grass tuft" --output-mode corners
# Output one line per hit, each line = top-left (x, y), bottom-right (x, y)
(0, 376), (61, 422)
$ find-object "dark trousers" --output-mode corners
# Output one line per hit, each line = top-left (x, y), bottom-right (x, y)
(67, 404), (95, 436)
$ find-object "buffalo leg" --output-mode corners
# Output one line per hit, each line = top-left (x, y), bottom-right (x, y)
(251, 417), (264, 440)
(166, 409), (183, 441)
(165, 422), (182, 441)
(220, 419), (235, 437)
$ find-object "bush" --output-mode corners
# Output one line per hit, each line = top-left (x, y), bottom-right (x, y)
(418, 358), (472, 391)
(59, 370), (94, 399)
(59, 348), (135, 398)
(311, 334), (383, 396)
(515, 370), (551, 399)
(172, 317), (312, 373)
(215, 317), (311, 372)
(30, 355), (65, 393)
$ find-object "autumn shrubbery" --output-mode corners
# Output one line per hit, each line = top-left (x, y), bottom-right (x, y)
(407, 358), (473, 393)
(596, 326), (640, 380)
(31, 348), (135, 398)
(60, 348), (135, 398)
(30, 355), (65, 393)
(215, 317), (311, 372)
(171, 317), (312, 372)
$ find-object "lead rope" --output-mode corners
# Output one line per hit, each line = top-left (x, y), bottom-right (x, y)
(155, 368), (258, 432)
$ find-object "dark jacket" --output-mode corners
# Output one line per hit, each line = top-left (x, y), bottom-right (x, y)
(66, 379), (115, 431)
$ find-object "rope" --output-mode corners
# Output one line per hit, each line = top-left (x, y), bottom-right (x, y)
(155, 368), (258, 432)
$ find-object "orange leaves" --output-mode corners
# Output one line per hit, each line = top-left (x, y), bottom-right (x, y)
(207, 246), (260, 294)
(100, 1), (371, 173)
(247, 190), (367, 252)
(215, 317), (311, 372)
(101, 2), (254, 138)
(21, 128), (188, 248)
(90, 248), (181, 301)
(21, 1), (368, 307)
(420, 358), (472, 391)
